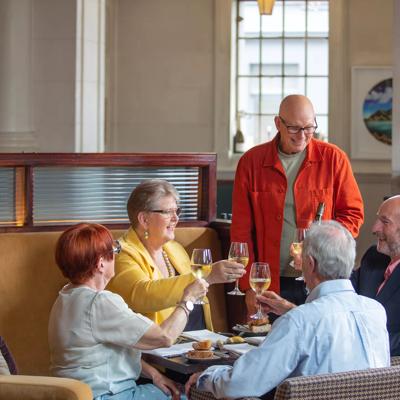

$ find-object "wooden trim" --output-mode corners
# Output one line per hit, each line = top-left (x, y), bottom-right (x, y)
(0, 153), (217, 167)
(25, 166), (33, 226)
(0, 153), (217, 231)
(0, 220), (211, 233)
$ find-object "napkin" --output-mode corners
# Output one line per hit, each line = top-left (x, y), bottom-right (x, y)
(142, 341), (196, 357)
(181, 329), (228, 343)
(245, 336), (265, 346)
(223, 343), (256, 355)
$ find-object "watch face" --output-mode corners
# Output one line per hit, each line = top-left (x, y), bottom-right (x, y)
(186, 300), (194, 311)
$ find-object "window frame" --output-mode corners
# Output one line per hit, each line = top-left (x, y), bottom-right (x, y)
(233, 0), (330, 153)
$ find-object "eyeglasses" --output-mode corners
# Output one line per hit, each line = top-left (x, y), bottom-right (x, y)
(112, 240), (121, 255)
(149, 207), (182, 218)
(279, 116), (318, 136)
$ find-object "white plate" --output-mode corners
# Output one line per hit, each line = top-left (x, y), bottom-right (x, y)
(184, 353), (221, 363)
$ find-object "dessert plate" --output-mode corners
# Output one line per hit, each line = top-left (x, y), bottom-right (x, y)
(184, 353), (221, 363)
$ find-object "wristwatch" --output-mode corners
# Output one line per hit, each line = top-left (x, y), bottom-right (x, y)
(177, 300), (194, 317)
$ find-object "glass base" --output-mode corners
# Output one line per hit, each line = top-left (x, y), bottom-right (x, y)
(249, 310), (265, 320)
(227, 287), (245, 296)
(295, 276), (304, 281)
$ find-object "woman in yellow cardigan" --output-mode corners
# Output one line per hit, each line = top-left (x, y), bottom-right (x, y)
(107, 179), (245, 331)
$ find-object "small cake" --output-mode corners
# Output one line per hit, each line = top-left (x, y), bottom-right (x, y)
(248, 317), (271, 333)
(187, 350), (214, 359)
(192, 340), (212, 351)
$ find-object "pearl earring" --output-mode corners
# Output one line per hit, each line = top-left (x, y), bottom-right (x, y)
(144, 231), (149, 240)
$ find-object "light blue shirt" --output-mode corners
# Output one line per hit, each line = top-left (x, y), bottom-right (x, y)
(197, 280), (390, 398)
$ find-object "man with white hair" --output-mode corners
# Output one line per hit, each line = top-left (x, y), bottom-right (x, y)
(185, 221), (389, 399)
(352, 195), (400, 356)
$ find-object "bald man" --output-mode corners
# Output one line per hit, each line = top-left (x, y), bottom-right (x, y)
(231, 95), (364, 314)
(352, 195), (400, 356)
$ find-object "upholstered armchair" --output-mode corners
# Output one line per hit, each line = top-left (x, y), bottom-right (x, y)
(189, 358), (400, 400)
(274, 361), (400, 400)
(0, 336), (92, 400)
(0, 375), (92, 400)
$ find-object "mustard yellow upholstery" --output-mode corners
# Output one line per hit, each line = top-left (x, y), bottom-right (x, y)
(0, 375), (92, 400)
(0, 227), (226, 377)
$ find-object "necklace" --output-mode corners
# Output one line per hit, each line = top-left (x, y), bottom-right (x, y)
(162, 250), (176, 277)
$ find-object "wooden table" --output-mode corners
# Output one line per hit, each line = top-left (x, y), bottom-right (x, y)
(143, 352), (237, 375)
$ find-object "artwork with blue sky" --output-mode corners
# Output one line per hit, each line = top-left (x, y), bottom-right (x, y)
(362, 78), (392, 145)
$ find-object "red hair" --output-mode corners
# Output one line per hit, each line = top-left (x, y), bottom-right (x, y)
(55, 223), (114, 284)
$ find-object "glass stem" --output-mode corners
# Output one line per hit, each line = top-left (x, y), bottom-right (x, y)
(234, 279), (240, 291)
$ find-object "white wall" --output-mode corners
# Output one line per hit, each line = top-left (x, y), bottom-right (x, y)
(330, 0), (393, 174)
(108, 0), (215, 152)
(32, 0), (77, 151)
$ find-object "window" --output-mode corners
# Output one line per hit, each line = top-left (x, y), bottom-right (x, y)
(0, 153), (217, 230)
(233, 0), (329, 152)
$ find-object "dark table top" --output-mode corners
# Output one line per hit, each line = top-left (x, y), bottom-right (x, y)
(143, 352), (237, 375)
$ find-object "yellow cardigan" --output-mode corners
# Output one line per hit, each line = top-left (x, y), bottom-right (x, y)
(107, 227), (213, 330)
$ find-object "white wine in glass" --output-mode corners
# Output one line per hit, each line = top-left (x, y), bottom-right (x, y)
(291, 242), (302, 256)
(191, 248), (212, 304)
(191, 264), (212, 279)
(227, 242), (249, 296)
(249, 262), (271, 320)
(291, 228), (308, 281)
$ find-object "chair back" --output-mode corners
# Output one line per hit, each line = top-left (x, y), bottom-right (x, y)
(274, 365), (400, 400)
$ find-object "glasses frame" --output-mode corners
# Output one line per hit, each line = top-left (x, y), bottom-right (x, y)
(112, 240), (121, 255)
(279, 116), (318, 136)
(148, 207), (182, 218)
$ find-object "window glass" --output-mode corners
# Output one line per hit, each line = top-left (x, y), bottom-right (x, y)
(233, 0), (329, 152)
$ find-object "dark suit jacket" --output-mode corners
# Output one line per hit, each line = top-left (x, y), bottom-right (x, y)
(351, 245), (400, 356)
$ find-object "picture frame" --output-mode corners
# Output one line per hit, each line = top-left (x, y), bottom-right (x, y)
(351, 66), (392, 160)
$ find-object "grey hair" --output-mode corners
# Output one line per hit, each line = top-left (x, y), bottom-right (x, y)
(302, 220), (355, 280)
(127, 179), (180, 227)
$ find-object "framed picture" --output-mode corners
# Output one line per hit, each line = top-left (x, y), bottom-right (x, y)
(351, 66), (392, 160)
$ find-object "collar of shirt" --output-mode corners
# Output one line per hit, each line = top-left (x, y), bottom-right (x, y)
(384, 258), (400, 280)
(306, 279), (355, 303)
(376, 258), (400, 294)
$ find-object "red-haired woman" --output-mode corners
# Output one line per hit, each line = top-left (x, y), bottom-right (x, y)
(48, 223), (207, 400)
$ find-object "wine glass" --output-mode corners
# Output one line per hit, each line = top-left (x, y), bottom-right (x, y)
(227, 242), (249, 296)
(249, 262), (271, 320)
(191, 248), (212, 304)
(292, 228), (308, 281)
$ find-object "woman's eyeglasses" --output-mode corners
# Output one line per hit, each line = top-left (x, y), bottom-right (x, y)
(112, 240), (121, 254)
(149, 208), (182, 218)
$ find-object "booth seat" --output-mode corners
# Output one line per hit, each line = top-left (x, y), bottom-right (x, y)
(0, 226), (226, 398)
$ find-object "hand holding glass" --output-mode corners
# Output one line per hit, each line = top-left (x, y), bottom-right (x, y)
(227, 242), (249, 296)
(191, 248), (212, 304)
(249, 262), (271, 320)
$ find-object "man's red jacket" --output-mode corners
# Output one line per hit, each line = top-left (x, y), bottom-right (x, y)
(231, 136), (364, 293)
